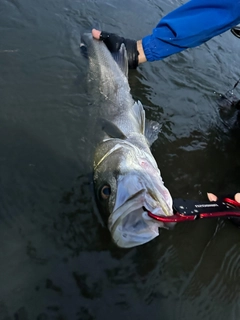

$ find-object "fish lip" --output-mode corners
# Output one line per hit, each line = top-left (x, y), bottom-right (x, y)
(108, 189), (173, 248)
(110, 191), (172, 229)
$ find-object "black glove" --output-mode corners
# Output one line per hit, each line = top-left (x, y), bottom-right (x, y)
(99, 31), (139, 69)
(231, 26), (240, 38)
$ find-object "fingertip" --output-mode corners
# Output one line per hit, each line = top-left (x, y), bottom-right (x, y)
(235, 193), (240, 203)
(92, 29), (101, 40)
(207, 193), (218, 201)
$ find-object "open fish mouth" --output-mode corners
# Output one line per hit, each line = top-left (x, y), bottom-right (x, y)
(109, 177), (173, 248)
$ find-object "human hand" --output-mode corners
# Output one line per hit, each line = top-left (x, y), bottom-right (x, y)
(207, 192), (240, 203)
(207, 192), (240, 226)
(92, 29), (140, 69)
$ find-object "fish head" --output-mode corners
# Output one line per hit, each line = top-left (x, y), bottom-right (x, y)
(94, 140), (174, 248)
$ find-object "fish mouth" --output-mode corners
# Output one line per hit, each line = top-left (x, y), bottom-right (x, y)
(108, 178), (174, 248)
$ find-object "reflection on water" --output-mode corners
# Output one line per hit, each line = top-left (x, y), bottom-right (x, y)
(1, 0), (240, 319)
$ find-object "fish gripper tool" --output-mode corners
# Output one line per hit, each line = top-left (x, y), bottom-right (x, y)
(147, 197), (240, 223)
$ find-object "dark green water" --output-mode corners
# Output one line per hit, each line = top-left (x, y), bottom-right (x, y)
(1, 0), (240, 319)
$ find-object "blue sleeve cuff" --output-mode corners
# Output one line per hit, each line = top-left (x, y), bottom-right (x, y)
(142, 33), (184, 62)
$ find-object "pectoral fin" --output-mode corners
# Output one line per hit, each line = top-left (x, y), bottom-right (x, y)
(99, 118), (127, 139)
(145, 119), (161, 146)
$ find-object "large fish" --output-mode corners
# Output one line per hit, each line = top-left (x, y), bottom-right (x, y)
(81, 33), (174, 248)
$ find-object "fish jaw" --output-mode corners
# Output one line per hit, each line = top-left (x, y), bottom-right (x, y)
(108, 173), (174, 248)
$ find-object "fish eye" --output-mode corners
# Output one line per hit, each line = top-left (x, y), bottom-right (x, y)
(100, 185), (111, 199)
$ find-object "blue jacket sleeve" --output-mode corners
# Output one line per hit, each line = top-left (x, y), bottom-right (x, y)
(142, 0), (240, 61)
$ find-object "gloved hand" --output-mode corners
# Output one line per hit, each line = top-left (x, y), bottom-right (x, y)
(92, 29), (139, 69)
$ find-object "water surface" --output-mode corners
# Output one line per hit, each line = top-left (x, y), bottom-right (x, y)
(1, 0), (240, 319)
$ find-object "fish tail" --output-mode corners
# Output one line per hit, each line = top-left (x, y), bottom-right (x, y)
(111, 43), (128, 78)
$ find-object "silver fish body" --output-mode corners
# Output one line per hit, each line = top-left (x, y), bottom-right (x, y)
(81, 33), (174, 248)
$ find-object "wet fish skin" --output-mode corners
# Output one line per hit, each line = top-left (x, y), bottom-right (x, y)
(81, 33), (174, 248)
